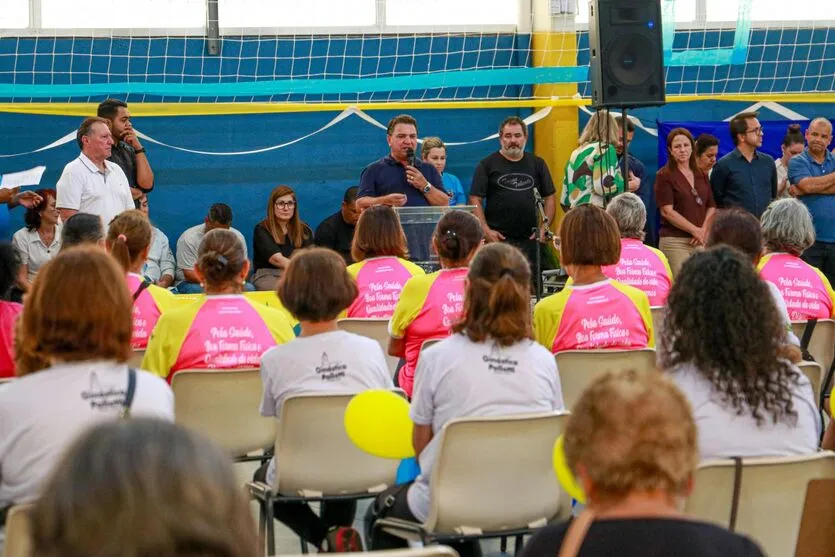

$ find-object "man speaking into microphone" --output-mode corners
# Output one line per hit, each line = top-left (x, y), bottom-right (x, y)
(357, 114), (448, 210)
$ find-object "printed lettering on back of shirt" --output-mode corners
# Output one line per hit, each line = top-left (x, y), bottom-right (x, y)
(315, 352), (348, 381)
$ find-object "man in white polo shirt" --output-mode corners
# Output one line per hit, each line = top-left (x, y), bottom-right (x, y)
(56, 117), (134, 227)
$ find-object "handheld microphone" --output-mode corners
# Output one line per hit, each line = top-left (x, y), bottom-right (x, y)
(405, 147), (417, 167)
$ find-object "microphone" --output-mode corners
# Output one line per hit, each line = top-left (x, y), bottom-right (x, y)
(405, 147), (417, 167)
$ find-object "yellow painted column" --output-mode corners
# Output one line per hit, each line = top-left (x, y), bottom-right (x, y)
(532, 27), (578, 230)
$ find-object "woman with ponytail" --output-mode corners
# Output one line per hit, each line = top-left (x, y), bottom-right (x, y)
(534, 204), (654, 353)
(106, 210), (175, 350)
(142, 229), (295, 382)
(387, 210), (482, 396)
(366, 242), (564, 557)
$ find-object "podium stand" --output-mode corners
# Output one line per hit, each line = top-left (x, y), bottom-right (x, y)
(395, 206), (475, 272)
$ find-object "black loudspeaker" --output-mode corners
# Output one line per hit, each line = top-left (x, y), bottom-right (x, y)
(588, 0), (666, 108)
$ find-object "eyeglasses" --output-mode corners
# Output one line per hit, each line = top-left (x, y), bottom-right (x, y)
(745, 127), (763, 135)
(275, 201), (296, 209)
(690, 185), (704, 206)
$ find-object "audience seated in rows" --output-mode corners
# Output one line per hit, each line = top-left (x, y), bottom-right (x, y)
(60, 212), (105, 251)
(388, 210), (483, 396)
(12, 188), (61, 293)
(314, 186), (359, 264)
(660, 246), (819, 460)
(534, 204), (654, 353)
(0, 244), (21, 378)
(367, 242), (564, 557)
(106, 210), (175, 350)
(143, 229), (294, 382)
(31, 419), (259, 557)
(706, 208), (799, 346)
(421, 137), (467, 206)
(136, 193), (175, 288)
(759, 198), (835, 321)
(519, 369), (765, 557)
(253, 185), (313, 292)
(603, 192), (672, 306)
(175, 203), (247, 294)
(256, 248), (393, 552)
(0, 247), (173, 512)
(346, 205), (424, 319)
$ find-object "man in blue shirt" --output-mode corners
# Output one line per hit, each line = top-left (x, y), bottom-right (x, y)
(356, 114), (448, 210)
(615, 116), (652, 244)
(787, 117), (835, 284)
(710, 111), (777, 218)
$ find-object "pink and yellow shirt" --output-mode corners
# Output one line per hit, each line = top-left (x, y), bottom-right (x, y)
(142, 294), (295, 382)
(388, 267), (467, 397)
(601, 238), (673, 307)
(758, 253), (835, 321)
(534, 279), (654, 354)
(127, 273), (175, 350)
(346, 256), (425, 319)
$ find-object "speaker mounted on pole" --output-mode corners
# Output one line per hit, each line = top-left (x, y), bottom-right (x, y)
(588, 0), (666, 108)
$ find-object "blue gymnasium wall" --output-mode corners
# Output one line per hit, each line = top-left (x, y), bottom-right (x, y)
(0, 28), (833, 248)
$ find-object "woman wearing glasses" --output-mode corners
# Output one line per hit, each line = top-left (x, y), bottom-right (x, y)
(253, 185), (313, 291)
(655, 128), (716, 277)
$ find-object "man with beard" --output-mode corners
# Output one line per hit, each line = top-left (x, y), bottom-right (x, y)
(97, 99), (154, 200)
(788, 117), (835, 284)
(469, 116), (556, 270)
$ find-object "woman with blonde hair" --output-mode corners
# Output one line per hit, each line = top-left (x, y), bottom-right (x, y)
(561, 109), (628, 210)
(421, 137), (467, 205)
(0, 247), (173, 513)
(31, 418), (259, 557)
(253, 185), (313, 291)
(106, 210), (175, 350)
(519, 369), (764, 556)
(346, 205), (424, 318)
(143, 229), (295, 382)
(367, 243), (563, 557)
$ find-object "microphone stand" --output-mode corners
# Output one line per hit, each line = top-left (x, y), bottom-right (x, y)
(533, 188), (554, 302)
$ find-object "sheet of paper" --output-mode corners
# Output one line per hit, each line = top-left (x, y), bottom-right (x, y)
(0, 166), (46, 190)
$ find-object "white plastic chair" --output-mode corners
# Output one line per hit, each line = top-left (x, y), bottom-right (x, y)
(555, 348), (657, 410)
(685, 451), (835, 557)
(247, 393), (399, 556)
(338, 318), (400, 377)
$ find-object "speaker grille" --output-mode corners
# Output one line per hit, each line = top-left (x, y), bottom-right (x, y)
(605, 34), (658, 88)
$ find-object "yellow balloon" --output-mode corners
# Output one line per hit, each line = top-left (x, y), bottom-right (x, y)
(552, 435), (586, 504)
(344, 390), (415, 459)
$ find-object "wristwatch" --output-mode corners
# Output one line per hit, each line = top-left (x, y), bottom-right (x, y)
(422, 184), (431, 194)
(134, 147), (146, 155)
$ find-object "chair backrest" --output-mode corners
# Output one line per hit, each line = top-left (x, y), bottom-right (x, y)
(650, 306), (665, 338)
(128, 350), (145, 369)
(425, 412), (569, 534)
(171, 368), (275, 457)
(685, 451), (835, 557)
(792, 319), (835, 372)
(797, 361), (823, 407)
(555, 349), (657, 411)
(3, 504), (33, 557)
(337, 318), (400, 377)
(275, 393), (399, 496)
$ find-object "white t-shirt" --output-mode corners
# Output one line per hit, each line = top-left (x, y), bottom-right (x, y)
(407, 333), (564, 522)
(669, 362), (819, 461)
(766, 280), (800, 346)
(0, 360), (173, 507)
(55, 153), (134, 228)
(259, 330), (394, 484)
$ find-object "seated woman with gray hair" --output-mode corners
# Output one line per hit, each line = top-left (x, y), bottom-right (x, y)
(759, 198), (835, 321)
(602, 192), (672, 306)
(519, 369), (765, 557)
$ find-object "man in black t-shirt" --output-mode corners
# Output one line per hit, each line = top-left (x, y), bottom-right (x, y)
(315, 186), (360, 264)
(470, 116), (556, 270)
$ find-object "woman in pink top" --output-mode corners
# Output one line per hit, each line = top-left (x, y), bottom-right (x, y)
(604, 193), (673, 306)
(106, 210), (175, 350)
(388, 210), (483, 396)
(0, 243), (22, 378)
(345, 205), (424, 318)
(760, 198), (835, 320)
